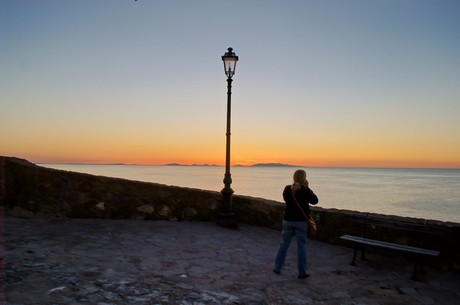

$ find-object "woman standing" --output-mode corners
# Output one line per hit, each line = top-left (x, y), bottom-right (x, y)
(274, 169), (319, 279)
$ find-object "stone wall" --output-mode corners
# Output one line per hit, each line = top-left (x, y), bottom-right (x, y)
(2, 157), (285, 226)
(2, 156), (459, 269)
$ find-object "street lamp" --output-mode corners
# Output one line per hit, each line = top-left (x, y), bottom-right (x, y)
(218, 47), (239, 228)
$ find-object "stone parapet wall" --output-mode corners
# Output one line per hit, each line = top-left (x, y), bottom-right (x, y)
(2, 157), (222, 222)
(2, 156), (459, 269)
(2, 157), (284, 226)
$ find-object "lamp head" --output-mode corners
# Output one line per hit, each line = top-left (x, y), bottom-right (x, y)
(222, 47), (238, 79)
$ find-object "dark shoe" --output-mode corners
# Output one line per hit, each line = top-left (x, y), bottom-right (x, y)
(298, 273), (310, 279)
(273, 269), (280, 274)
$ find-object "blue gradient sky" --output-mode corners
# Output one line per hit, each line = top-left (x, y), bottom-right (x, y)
(1, 0), (460, 167)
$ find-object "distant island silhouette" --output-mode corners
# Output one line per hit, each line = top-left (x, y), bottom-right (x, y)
(245, 163), (297, 167)
(165, 163), (219, 167)
(40, 162), (300, 167)
(164, 163), (298, 167)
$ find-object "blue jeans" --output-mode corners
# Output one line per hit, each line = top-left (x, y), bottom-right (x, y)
(274, 220), (308, 276)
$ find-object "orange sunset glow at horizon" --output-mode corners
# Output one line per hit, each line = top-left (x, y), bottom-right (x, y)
(5, 145), (460, 169)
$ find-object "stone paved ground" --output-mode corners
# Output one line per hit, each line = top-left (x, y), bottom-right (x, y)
(3, 217), (460, 305)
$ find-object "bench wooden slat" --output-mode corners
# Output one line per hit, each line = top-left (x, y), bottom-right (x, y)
(340, 235), (440, 256)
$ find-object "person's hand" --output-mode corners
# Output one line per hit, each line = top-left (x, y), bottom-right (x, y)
(302, 180), (309, 188)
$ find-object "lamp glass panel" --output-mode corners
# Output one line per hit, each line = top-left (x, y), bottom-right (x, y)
(223, 58), (237, 75)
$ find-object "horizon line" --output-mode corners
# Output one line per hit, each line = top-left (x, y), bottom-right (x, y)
(6, 155), (458, 170)
(36, 161), (460, 170)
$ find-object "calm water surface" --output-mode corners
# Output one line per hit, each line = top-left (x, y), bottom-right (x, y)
(42, 164), (460, 223)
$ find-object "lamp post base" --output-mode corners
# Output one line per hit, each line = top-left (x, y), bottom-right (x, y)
(217, 187), (238, 229)
(217, 212), (238, 229)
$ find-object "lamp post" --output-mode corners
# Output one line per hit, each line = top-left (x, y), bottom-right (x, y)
(218, 47), (238, 228)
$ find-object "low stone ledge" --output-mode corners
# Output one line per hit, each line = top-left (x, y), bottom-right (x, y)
(2, 157), (221, 222)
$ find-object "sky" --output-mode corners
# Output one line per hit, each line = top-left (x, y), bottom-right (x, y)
(1, 0), (460, 168)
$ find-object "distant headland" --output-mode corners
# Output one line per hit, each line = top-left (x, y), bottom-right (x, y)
(164, 163), (219, 167)
(244, 163), (298, 167)
(39, 161), (301, 167)
(164, 163), (299, 167)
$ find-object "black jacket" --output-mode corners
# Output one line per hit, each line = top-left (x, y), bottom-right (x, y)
(282, 185), (319, 221)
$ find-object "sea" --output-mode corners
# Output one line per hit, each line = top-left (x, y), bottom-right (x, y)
(41, 164), (460, 224)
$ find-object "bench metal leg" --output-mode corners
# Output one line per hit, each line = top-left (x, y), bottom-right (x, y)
(411, 255), (426, 281)
(361, 248), (367, 261)
(351, 245), (366, 266)
(351, 248), (358, 266)
(411, 255), (425, 281)
(412, 263), (421, 281)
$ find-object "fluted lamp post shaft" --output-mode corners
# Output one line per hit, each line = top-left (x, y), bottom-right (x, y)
(218, 47), (238, 229)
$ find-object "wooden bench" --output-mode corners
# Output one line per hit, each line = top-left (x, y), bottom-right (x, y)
(340, 234), (440, 280)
